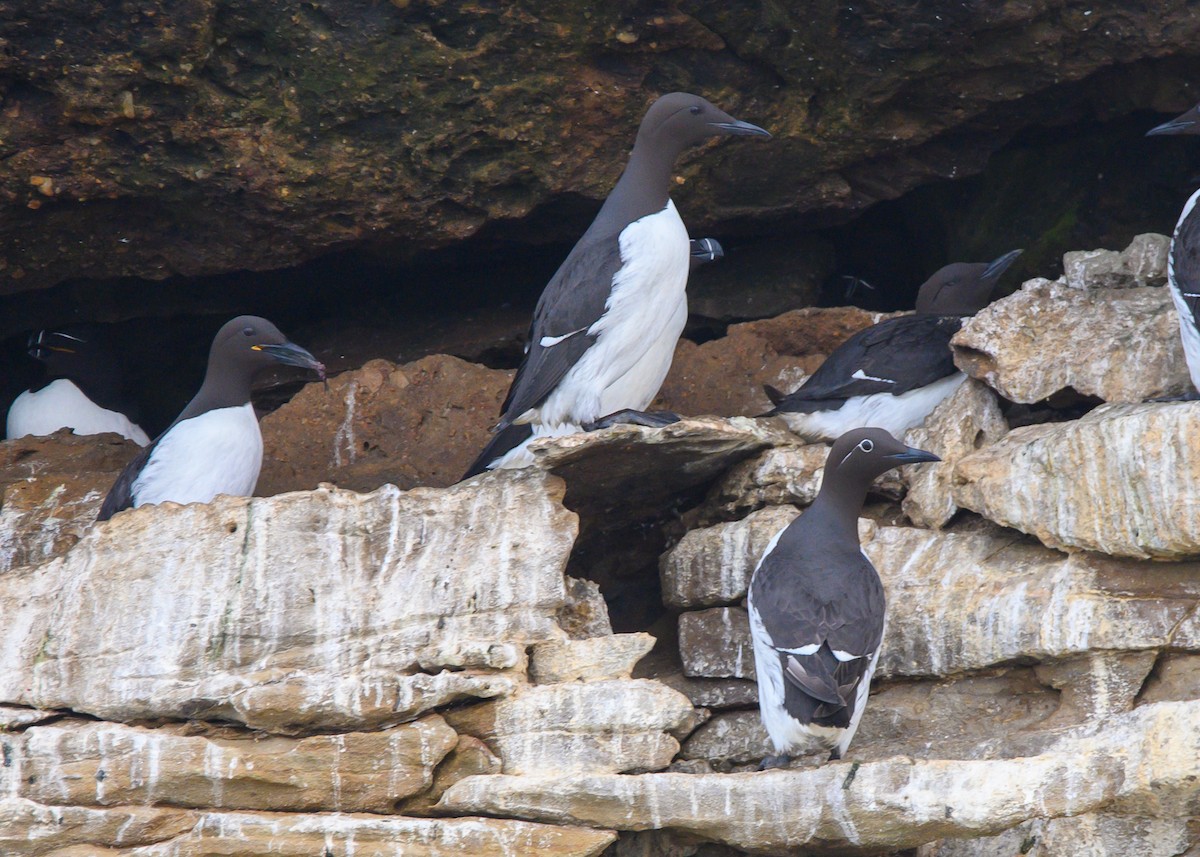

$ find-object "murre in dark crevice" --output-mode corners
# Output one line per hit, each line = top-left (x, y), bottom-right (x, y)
(96, 316), (325, 522)
(764, 250), (1022, 440)
(7, 326), (151, 446)
(462, 93), (769, 478)
(747, 427), (939, 769)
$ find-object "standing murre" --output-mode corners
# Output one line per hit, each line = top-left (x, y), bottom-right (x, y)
(7, 326), (151, 446)
(96, 316), (325, 521)
(764, 249), (1022, 440)
(747, 427), (939, 768)
(461, 93), (769, 479)
(1148, 103), (1200, 396)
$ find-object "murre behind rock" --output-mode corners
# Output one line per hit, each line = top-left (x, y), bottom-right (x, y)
(764, 250), (1022, 440)
(462, 93), (769, 479)
(747, 427), (939, 768)
(96, 315), (325, 521)
(7, 326), (151, 446)
(1147, 102), (1200, 396)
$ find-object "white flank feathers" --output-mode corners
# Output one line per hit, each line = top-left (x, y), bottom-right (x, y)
(132, 403), (262, 508)
(779, 372), (967, 441)
(1168, 187), (1200, 389)
(6, 379), (150, 446)
(534, 200), (690, 427)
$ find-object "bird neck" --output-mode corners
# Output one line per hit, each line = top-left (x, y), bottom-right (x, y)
(591, 137), (680, 235)
(803, 476), (869, 543)
(180, 357), (255, 420)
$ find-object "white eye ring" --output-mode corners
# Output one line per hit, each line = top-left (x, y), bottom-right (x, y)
(858, 439), (874, 453)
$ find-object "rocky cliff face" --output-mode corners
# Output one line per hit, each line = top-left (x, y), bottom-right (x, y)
(3, 0), (1200, 301)
(1, 234), (1199, 856)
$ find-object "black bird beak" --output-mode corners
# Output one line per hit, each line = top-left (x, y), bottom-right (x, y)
(887, 446), (941, 465)
(1146, 108), (1200, 136)
(710, 119), (772, 138)
(981, 248), (1024, 281)
(256, 342), (327, 379)
(690, 238), (724, 266)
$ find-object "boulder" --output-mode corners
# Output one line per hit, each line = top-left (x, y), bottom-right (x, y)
(1061, 233), (1170, 290)
(952, 278), (1191, 403)
(440, 700), (1200, 854)
(258, 355), (512, 494)
(0, 471), (577, 732)
(951, 401), (1200, 558)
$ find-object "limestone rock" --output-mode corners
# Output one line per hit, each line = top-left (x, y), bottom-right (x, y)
(444, 680), (694, 776)
(951, 402), (1200, 558)
(952, 279), (1191, 403)
(0, 432), (142, 574)
(1062, 233), (1170, 290)
(6, 803), (616, 857)
(398, 735), (504, 817)
(679, 668), (1065, 768)
(3, 715), (457, 813)
(441, 700), (1200, 854)
(259, 355), (512, 495)
(530, 634), (655, 684)
(661, 505), (799, 609)
(705, 443), (829, 519)
(658, 520), (1200, 683)
(0, 471), (576, 732)
(656, 673), (759, 711)
(921, 812), (1193, 857)
(0, 798), (198, 856)
(678, 608), (754, 680)
(902, 378), (1008, 529)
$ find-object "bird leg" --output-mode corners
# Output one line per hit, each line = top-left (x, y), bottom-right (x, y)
(758, 754), (791, 771)
(583, 409), (682, 430)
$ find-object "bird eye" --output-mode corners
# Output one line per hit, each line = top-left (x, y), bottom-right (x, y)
(689, 105), (702, 115)
(242, 327), (255, 337)
(858, 439), (874, 453)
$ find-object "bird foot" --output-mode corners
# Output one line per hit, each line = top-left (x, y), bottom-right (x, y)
(1146, 391), (1200, 402)
(583, 409), (682, 430)
(758, 754), (791, 771)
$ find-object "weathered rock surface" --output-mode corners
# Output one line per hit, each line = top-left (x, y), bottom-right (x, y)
(259, 355), (512, 495)
(952, 402), (1200, 558)
(529, 633), (654, 684)
(0, 471), (576, 732)
(7, 2), (1198, 296)
(444, 680), (694, 776)
(661, 505), (799, 609)
(441, 700), (1200, 854)
(679, 608), (754, 680)
(902, 378), (1008, 529)
(3, 715), (457, 812)
(952, 278), (1191, 403)
(662, 519), (1200, 683)
(0, 431), (141, 574)
(704, 442), (829, 519)
(0, 797), (616, 856)
(1061, 233), (1170, 290)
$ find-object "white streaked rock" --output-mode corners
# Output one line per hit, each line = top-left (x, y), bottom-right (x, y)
(440, 701), (1200, 854)
(0, 471), (577, 733)
(952, 402), (1200, 558)
(952, 278), (1190, 403)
